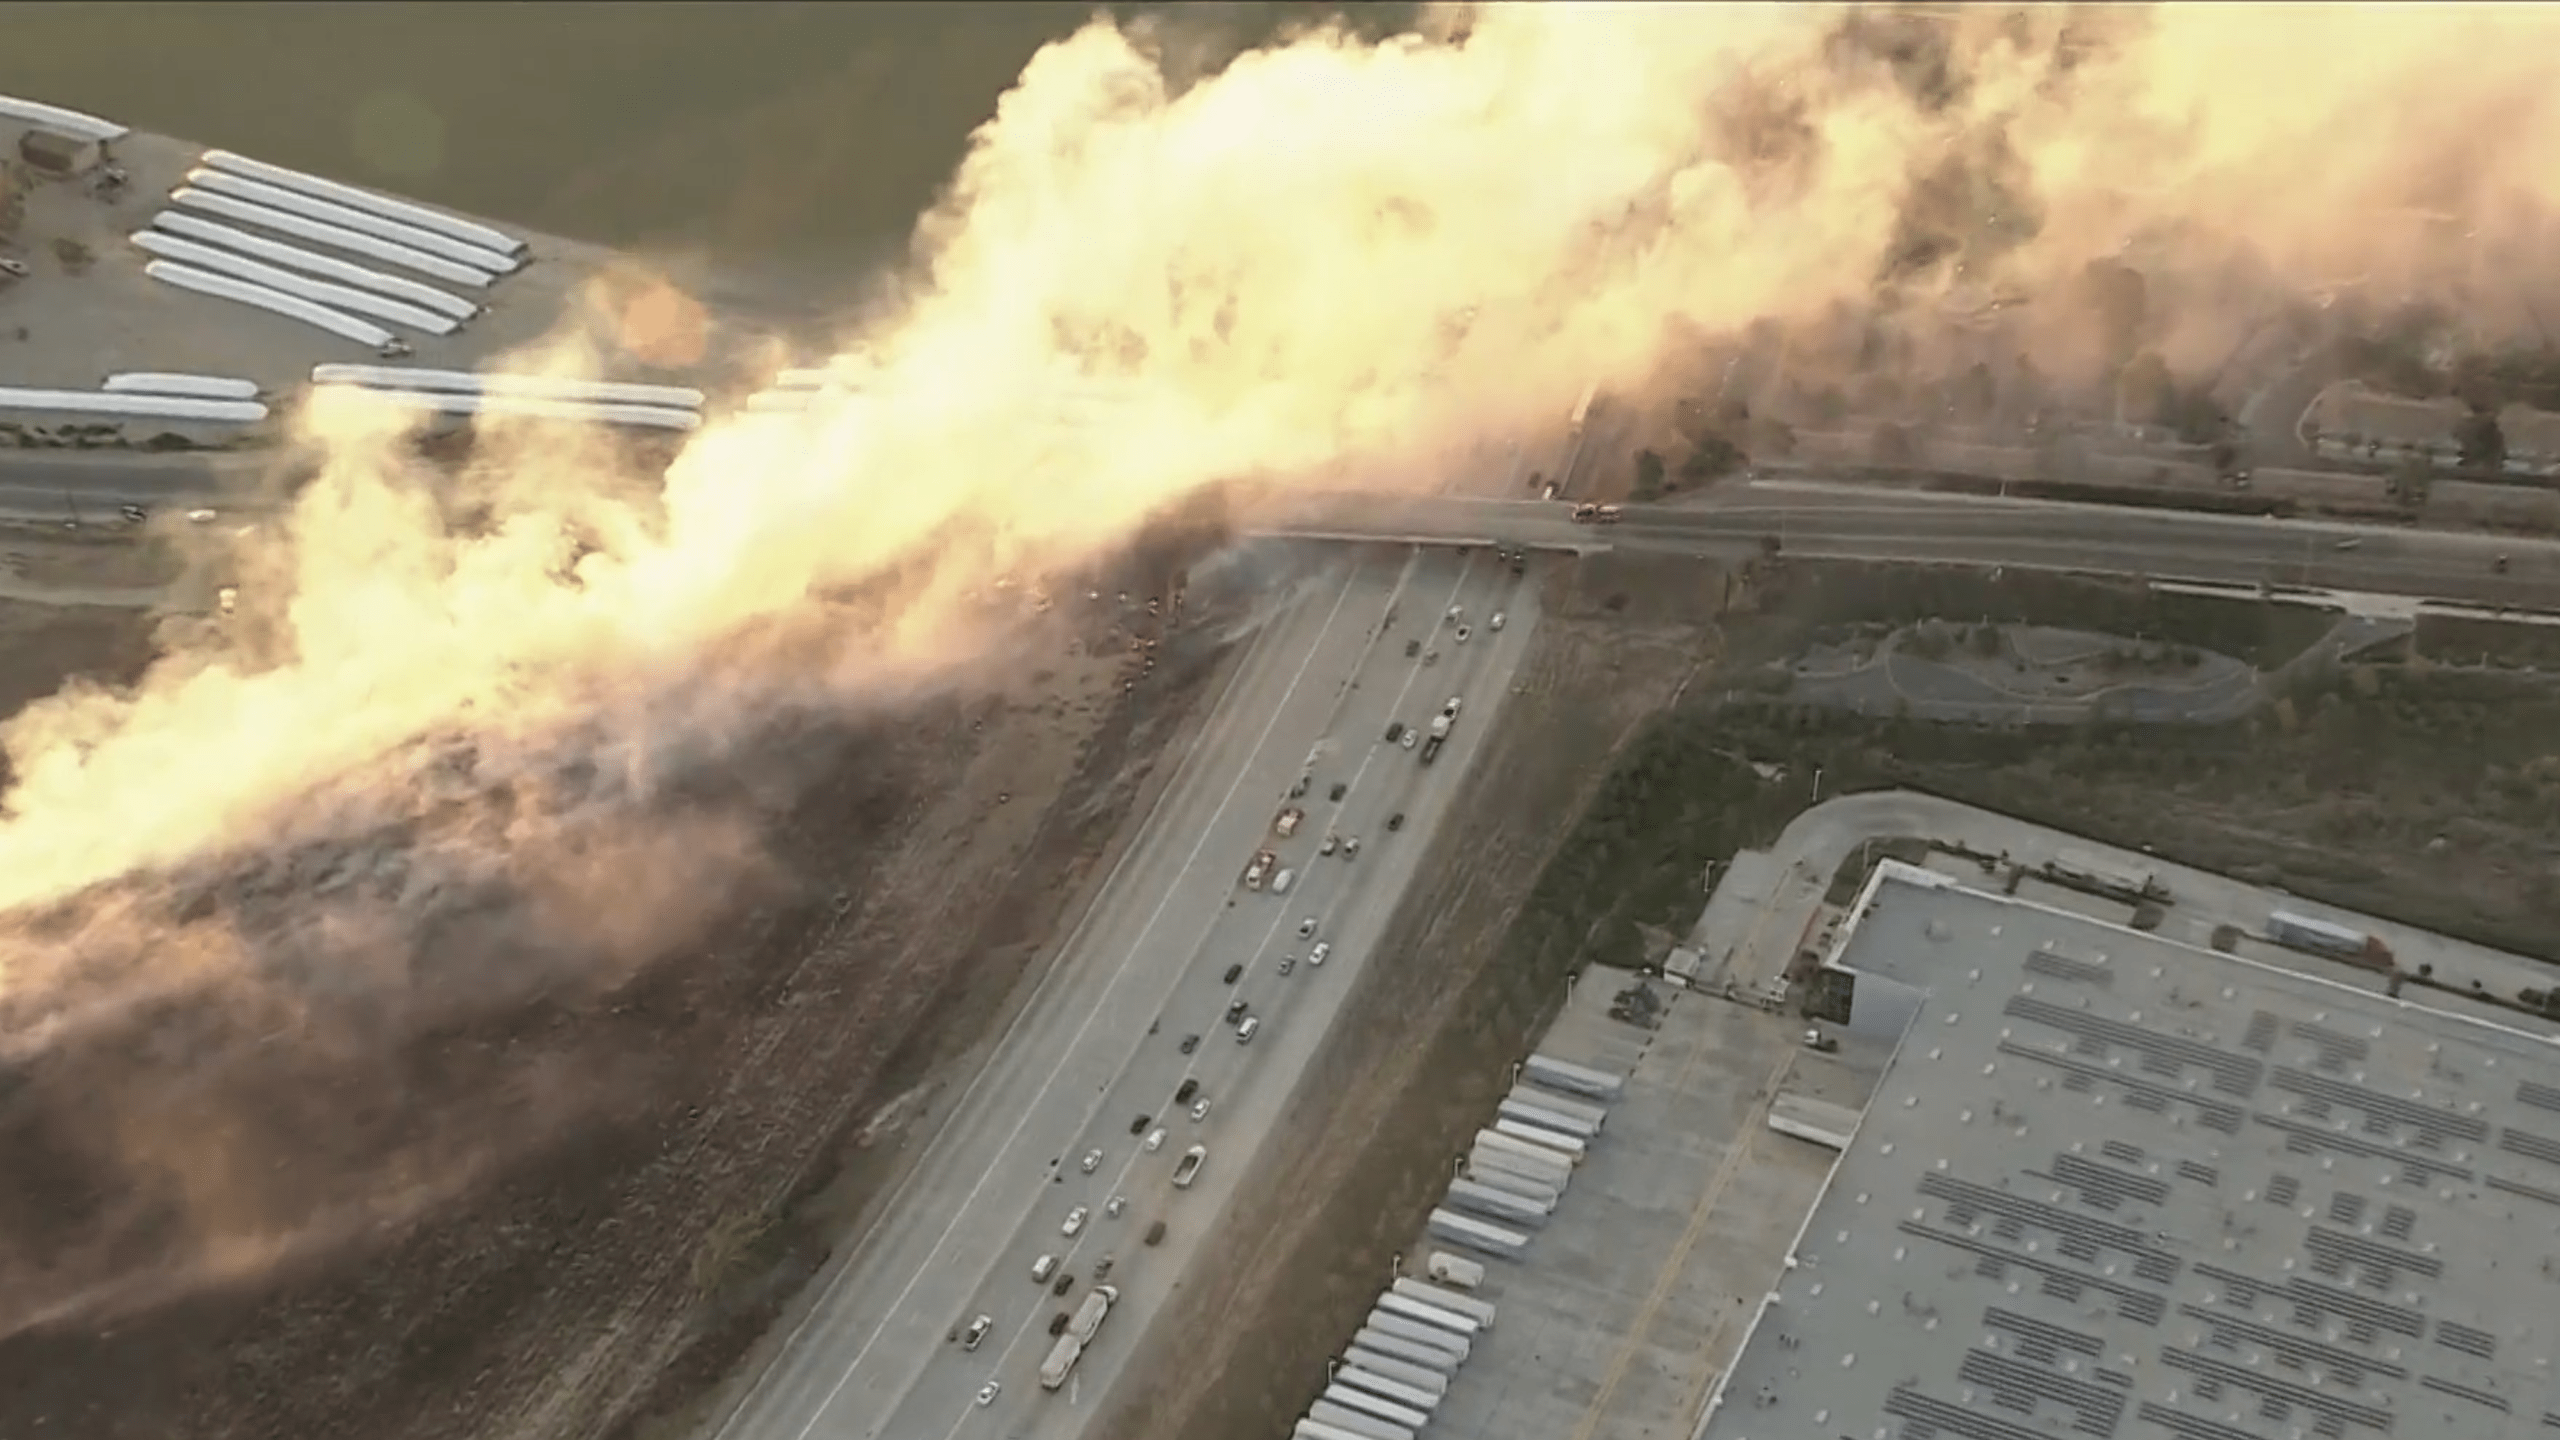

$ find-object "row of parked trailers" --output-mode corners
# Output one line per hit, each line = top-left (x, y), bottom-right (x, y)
(1295, 1276), (1499, 1440)
(130, 145), (529, 357)
(1297, 1055), (1624, 1438)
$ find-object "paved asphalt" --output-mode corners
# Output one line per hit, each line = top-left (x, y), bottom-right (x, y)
(707, 544), (1540, 1440)
(1266, 485), (2560, 609)
(0, 452), (277, 524)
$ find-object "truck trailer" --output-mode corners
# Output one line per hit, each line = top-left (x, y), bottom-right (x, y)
(1508, 1084), (1609, 1129)
(1493, 1118), (1588, 1159)
(1524, 1052), (1624, 1099)
(1393, 1277), (1498, 1328)
(1353, 1327), (1462, 1373)
(1299, 1418), (1398, 1440)
(1447, 1178), (1551, 1226)
(1338, 1366), (1444, 1413)
(1426, 1251), (1487, 1290)
(1499, 1097), (1603, 1140)
(1343, 1348), (1451, 1396)
(1038, 1284), (1120, 1389)
(1324, 1384), (1433, 1432)
(1377, 1291), (1482, 1336)
(1477, 1126), (1580, 1170)
(1466, 1159), (1565, 1207)
(1429, 1207), (1530, 1257)
(1368, 1311), (1472, 1361)
(1472, 1142), (1572, 1189)
(1308, 1402), (1415, 1440)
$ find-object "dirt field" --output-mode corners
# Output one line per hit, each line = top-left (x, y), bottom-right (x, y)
(0, 562), (1235, 1440)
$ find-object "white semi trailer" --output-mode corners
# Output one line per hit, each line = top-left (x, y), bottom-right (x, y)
(1367, 1312), (1471, 1361)
(1430, 1207), (1529, 1257)
(1037, 1284), (1119, 1390)
(1324, 1384), (1433, 1432)
(1377, 1291), (1481, 1337)
(1393, 1277), (1497, 1328)
(1499, 1097), (1603, 1140)
(1466, 1160), (1565, 1207)
(1308, 1403), (1414, 1440)
(1343, 1348), (1451, 1396)
(1297, 1419), (1391, 1440)
(1477, 1126), (1580, 1171)
(1354, 1326), (1462, 1372)
(1493, 1118), (1587, 1160)
(1338, 1367), (1444, 1414)
(1509, 1084), (1609, 1129)
(1447, 1177), (1552, 1224)
(1426, 1251), (1487, 1290)
(1525, 1052), (1624, 1099)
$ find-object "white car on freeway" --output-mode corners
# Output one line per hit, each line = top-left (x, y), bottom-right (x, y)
(1491, 611), (1506, 630)
(1190, 1097), (1212, 1122)
(976, 1381), (1000, 1406)
(1309, 942), (1331, 965)
(1144, 1127), (1166, 1152)
(1080, 1148), (1103, 1173)
(1297, 917), (1318, 938)
(1062, 1205), (1089, 1237)
(1106, 1194), (1127, 1218)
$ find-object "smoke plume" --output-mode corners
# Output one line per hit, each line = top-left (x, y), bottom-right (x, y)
(6, 0), (2560, 1325)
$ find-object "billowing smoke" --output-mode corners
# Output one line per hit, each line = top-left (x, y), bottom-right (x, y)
(6, 1), (2560, 1327)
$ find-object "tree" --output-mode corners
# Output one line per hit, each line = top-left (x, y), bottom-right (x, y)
(2457, 410), (2507, 471)
(1632, 448), (1667, 500)
(1680, 434), (1744, 483)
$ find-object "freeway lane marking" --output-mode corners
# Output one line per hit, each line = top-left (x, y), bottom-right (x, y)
(707, 583), (1302, 1440)
(941, 549), (1479, 1440)
(791, 558), (1371, 1440)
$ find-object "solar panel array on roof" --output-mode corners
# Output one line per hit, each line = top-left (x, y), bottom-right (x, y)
(1698, 868), (2560, 1440)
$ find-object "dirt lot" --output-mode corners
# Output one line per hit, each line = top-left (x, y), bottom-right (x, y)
(0, 563), (1235, 1440)
(1103, 553), (2560, 1440)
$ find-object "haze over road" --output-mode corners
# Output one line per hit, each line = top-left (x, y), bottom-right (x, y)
(707, 544), (1539, 1440)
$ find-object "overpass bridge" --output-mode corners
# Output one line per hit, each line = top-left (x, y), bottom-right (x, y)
(1247, 488), (2560, 612)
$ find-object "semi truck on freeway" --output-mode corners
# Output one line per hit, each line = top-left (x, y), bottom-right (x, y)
(1344, 1347), (1452, 1396)
(1037, 1284), (1120, 1390)
(1509, 1084), (1609, 1129)
(1368, 1310), (1472, 1361)
(1341, 1365), (1445, 1413)
(1447, 1177), (1551, 1226)
(1524, 1052), (1624, 1099)
(1493, 1117), (1588, 1159)
(1430, 1206), (1529, 1257)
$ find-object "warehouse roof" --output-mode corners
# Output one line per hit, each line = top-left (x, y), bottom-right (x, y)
(1701, 863), (2560, 1440)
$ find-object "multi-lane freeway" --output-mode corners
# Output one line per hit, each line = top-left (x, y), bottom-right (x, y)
(709, 544), (1540, 1440)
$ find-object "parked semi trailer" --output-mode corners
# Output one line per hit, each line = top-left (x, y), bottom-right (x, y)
(187, 169), (519, 274)
(1324, 1384), (1432, 1432)
(1499, 1097), (1602, 1140)
(1298, 1421), (1387, 1440)
(1509, 1084), (1609, 1129)
(1308, 1402), (1414, 1440)
(1493, 1118), (1587, 1159)
(149, 212), (479, 320)
(1429, 1207), (1529, 1257)
(1339, 1367), (1444, 1413)
(1367, 1312), (1471, 1361)
(1448, 1177), (1552, 1224)
(1392, 1277), (1497, 1328)
(1476, 1127), (1579, 1171)
(1343, 1348), (1451, 1397)
(163, 190), (498, 287)
(1377, 1291), (1481, 1337)
(132, 230), (460, 334)
(200, 149), (526, 258)
(1466, 1160), (1564, 1207)
(1426, 1251), (1486, 1290)
(1524, 1053), (1624, 1099)
(1354, 1326), (1462, 1372)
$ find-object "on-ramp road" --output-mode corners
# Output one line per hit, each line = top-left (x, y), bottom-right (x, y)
(707, 543), (1541, 1440)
